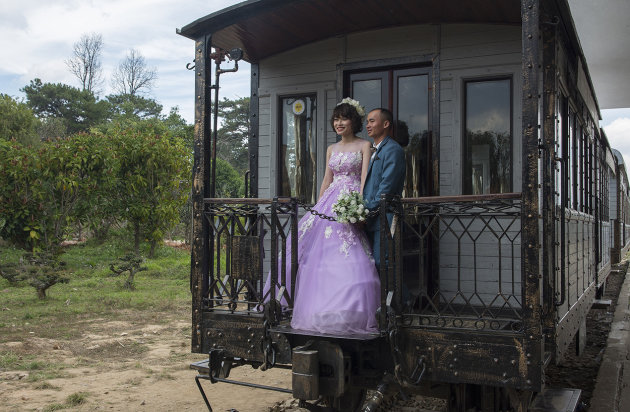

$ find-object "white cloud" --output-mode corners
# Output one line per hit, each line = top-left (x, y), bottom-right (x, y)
(604, 117), (630, 166)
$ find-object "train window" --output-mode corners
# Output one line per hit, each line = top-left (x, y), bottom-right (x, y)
(587, 131), (593, 214)
(558, 95), (568, 207)
(580, 125), (584, 211)
(570, 111), (578, 209)
(575, 121), (588, 212)
(463, 78), (512, 194)
(277, 94), (317, 203)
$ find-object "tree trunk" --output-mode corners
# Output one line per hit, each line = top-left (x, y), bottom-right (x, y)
(124, 272), (135, 290)
(134, 221), (140, 254)
(149, 240), (157, 258)
(37, 288), (46, 299)
(94, 218), (112, 243)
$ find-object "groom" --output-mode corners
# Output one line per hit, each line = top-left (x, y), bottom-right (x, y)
(363, 108), (406, 268)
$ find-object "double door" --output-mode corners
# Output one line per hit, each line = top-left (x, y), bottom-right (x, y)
(346, 66), (434, 198)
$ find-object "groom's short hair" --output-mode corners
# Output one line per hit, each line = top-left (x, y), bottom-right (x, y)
(374, 108), (393, 130)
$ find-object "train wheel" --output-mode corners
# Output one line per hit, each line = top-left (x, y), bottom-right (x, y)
(324, 386), (366, 412)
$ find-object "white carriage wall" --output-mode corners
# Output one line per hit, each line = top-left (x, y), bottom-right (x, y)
(437, 24), (523, 307)
(610, 174), (618, 260)
(256, 24), (524, 307)
(601, 220), (611, 271)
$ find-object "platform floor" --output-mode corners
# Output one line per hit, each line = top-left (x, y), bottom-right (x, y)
(590, 260), (630, 412)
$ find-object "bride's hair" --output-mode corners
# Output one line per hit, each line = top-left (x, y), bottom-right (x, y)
(330, 103), (363, 134)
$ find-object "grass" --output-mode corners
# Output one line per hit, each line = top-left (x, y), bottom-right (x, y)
(0, 350), (70, 382)
(0, 232), (196, 409)
(42, 403), (65, 412)
(0, 350), (20, 369)
(34, 381), (61, 390)
(0, 231), (191, 342)
(42, 392), (90, 411)
(66, 391), (89, 406)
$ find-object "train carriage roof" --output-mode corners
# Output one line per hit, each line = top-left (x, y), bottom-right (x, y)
(177, 0), (630, 111)
(570, 0), (630, 110)
(177, 0), (521, 60)
(613, 149), (625, 166)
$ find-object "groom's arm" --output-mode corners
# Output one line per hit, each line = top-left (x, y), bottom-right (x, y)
(364, 145), (406, 211)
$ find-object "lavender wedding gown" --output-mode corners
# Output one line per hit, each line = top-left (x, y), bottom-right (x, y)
(288, 151), (380, 335)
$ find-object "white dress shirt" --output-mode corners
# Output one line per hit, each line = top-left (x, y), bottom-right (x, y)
(371, 140), (383, 161)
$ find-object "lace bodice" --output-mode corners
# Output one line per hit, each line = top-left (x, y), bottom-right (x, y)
(328, 151), (362, 192)
(296, 149), (373, 260)
(330, 151), (362, 175)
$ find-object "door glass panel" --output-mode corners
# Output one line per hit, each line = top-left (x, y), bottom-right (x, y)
(347, 67), (432, 197)
(352, 79), (382, 140)
(278, 95), (317, 203)
(397, 74), (429, 197)
(464, 79), (512, 194)
(353, 79), (382, 114)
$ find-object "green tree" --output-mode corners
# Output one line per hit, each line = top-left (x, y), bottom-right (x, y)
(217, 96), (250, 174)
(36, 117), (68, 141)
(0, 94), (39, 145)
(65, 132), (118, 241)
(0, 140), (44, 250)
(19, 252), (69, 299)
(162, 107), (194, 242)
(110, 121), (191, 257)
(0, 135), (111, 251)
(22, 78), (109, 135)
(106, 94), (163, 121)
(215, 158), (243, 197)
(163, 106), (194, 148)
(108, 253), (147, 290)
(37, 135), (113, 248)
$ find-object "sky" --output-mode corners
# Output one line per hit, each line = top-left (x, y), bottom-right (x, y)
(1, 0), (629, 164)
(0, 0), (251, 124)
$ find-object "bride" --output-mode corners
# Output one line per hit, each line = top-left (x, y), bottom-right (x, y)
(288, 98), (380, 335)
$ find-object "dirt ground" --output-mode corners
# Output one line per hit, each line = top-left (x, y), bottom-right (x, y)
(0, 312), (293, 412)
(3, 265), (625, 412)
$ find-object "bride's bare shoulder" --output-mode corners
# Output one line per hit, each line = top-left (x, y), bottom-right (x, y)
(327, 143), (339, 153)
(357, 139), (372, 151)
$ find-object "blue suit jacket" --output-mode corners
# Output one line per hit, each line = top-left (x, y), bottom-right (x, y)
(363, 136), (406, 233)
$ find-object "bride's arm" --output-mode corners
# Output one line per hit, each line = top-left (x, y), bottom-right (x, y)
(318, 146), (334, 199)
(360, 140), (371, 194)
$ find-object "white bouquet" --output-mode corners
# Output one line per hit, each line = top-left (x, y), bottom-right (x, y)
(332, 190), (369, 224)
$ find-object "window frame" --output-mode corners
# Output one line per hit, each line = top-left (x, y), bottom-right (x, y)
(461, 76), (514, 195)
(344, 64), (434, 197)
(276, 93), (318, 203)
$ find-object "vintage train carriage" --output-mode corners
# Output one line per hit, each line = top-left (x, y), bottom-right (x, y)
(611, 149), (630, 263)
(178, 0), (623, 410)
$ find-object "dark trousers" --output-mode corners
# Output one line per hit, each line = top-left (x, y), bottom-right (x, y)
(367, 227), (412, 308)
(366, 228), (381, 269)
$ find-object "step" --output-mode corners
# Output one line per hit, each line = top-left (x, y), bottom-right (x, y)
(529, 388), (581, 412)
(591, 299), (612, 309)
(268, 324), (381, 341)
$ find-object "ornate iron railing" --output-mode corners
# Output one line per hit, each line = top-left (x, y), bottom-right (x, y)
(383, 193), (524, 332)
(203, 194), (524, 333)
(203, 198), (299, 320)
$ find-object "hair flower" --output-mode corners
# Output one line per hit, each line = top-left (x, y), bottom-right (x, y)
(337, 97), (366, 119)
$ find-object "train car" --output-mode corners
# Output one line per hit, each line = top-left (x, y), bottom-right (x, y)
(610, 149), (630, 264)
(177, 1), (627, 410)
